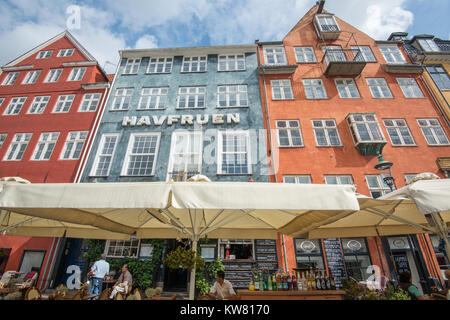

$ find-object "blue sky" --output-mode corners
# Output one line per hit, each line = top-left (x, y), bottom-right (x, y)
(0, 0), (448, 73)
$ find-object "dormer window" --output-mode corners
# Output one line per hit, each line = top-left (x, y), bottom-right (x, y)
(263, 46), (287, 65)
(316, 14), (340, 32)
(418, 39), (440, 52)
(346, 113), (387, 155)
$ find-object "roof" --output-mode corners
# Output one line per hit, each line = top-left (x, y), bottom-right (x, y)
(107, 74), (115, 82)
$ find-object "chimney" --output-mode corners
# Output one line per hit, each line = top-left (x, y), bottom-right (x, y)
(317, 0), (325, 13)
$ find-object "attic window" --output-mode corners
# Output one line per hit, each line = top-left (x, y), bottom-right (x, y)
(316, 14), (340, 32)
(37, 50), (52, 59)
(57, 49), (75, 57)
(418, 39), (440, 52)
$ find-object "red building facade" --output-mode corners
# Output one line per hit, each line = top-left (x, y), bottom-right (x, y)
(257, 6), (449, 292)
(0, 31), (110, 290)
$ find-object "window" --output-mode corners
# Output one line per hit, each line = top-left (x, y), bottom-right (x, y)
(322, 46), (346, 62)
(324, 175), (353, 185)
(147, 57), (173, 73)
(283, 175), (312, 184)
(217, 85), (248, 108)
(44, 69), (63, 83)
(18, 250), (45, 275)
(397, 78), (424, 98)
(418, 39), (440, 52)
(138, 87), (168, 110)
(22, 70), (41, 84)
(341, 238), (372, 282)
(168, 132), (202, 181)
(271, 79), (293, 100)
(365, 175), (391, 198)
(404, 174), (417, 184)
(111, 88), (133, 111)
(217, 131), (251, 175)
(383, 119), (415, 146)
(177, 87), (206, 109)
(2, 72), (20, 86)
(347, 114), (385, 143)
(263, 47), (287, 65)
(0, 98), (4, 107)
(379, 45), (406, 64)
(3, 133), (32, 161)
(57, 48), (75, 57)
(181, 56), (207, 72)
(28, 96), (50, 114)
(312, 119), (342, 146)
(417, 118), (450, 145)
(366, 78), (393, 98)
(122, 133), (160, 176)
(0, 134), (7, 149)
(60, 131), (88, 160)
(90, 134), (119, 177)
(3, 97), (27, 115)
(335, 79), (360, 98)
(31, 132), (59, 161)
(79, 93), (102, 112)
(303, 79), (327, 99)
(37, 50), (52, 59)
(294, 47), (317, 63)
(218, 54), (246, 71)
(351, 46), (376, 62)
(123, 58), (141, 74)
(67, 67), (86, 81)
(53, 95), (75, 113)
(105, 240), (140, 258)
(294, 239), (325, 270)
(426, 66), (450, 90)
(316, 14), (340, 32)
(276, 120), (303, 147)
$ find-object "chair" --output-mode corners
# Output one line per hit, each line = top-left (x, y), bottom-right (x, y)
(97, 288), (112, 300)
(24, 287), (41, 300)
(133, 288), (143, 300)
(0, 271), (16, 288)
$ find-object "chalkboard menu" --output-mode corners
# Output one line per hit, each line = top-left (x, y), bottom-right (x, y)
(393, 253), (410, 274)
(323, 238), (347, 289)
(255, 239), (279, 272)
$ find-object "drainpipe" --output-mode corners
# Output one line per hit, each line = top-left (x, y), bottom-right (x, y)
(255, 40), (289, 272)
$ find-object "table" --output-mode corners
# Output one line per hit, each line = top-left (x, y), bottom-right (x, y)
(102, 279), (116, 289)
(238, 290), (346, 300)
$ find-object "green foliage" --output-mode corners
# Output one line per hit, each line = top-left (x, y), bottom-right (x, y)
(343, 279), (411, 300)
(163, 245), (205, 270)
(206, 258), (224, 279)
(380, 284), (411, 300)
(195, 274), (211, 295)
(194, 258), (224, 295)
(83, 240), (105, 265)
(4, 291), (22, 300)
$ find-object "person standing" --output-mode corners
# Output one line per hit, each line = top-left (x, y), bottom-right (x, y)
(88, 253), (110, 298)
(109, 264), (133, 299)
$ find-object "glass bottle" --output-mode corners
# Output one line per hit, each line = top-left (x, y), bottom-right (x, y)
(268, 271), (273, 291)
(259, 271), (264, 291)
(287, 272), (292, 290)
(272, 273), (277, 291)
(249, 279), (255, 291)
(291, 271), (297, 290)
(254, 272), (260, 291)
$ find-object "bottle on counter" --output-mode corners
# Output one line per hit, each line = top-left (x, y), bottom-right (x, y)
(276, 272), (282, 291)
(316, 272), (322, 290)
(310, 271), (316, 290)
(259, 271), (264, 291)
(254, 272), (260, 291)
(268, 272), (273, 291)
(291, 271), (297, 290)
(305, 271), (310, 290)
(325, 272), (331, 290)
(321, 271), (327, 290)
(329, 272), (336, 290)
(249, 279), (255, 291)
(272, 273), (277, 291)
(263, 271), (268, 291)
(287, 272), (292, 290)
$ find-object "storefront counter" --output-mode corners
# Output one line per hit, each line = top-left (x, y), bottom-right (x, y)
(237, 290), (346, 300)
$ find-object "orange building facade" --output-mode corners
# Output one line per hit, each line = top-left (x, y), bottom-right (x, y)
(257, 5), (449, 292)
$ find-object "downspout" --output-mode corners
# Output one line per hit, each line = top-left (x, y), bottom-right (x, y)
(255, 40), (289, 272)
(38, 237), (56, 291)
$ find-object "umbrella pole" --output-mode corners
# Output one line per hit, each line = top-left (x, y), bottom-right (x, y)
(430, 212), (450, 265)
(189, 239), (198, 300)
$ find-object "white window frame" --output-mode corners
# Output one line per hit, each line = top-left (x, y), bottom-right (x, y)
(217, 130), (252, 175)
(426, 65), (450, 90)
(263, 46), (287, 65)
(90, 133), (120, 177)
(44, 69), (63, 83)
(276, 120), (303, 147)
(2, 72), (20, 86)
(0, 98), (4, 107)
(311, 119), (342, 146)
(324, 175), (354, 185)
(294, 47), (317, 63)
(67, 67), (86, 82)
(418, 39), (440, 52)
(404, 174), (418, 184)
(181, 56), (208, 73)
(3, 97), (27, 115)
(167, 131), (203, 181)
(138, 87), (169, 110)
(365, 175), (391, 198)
(417, 118), (450, 145)
(316, 14), (340, 32)
(57, 49), (75, 57)
(379, 45), (407, 64)
(3, 133), (32, 161)
(0, 134), (7, 149)
(60, 131), (88, 160)
(52, 94), (75, 113)
(283, 175), (312, 184)
(78, 93), (102, 112)
(347, 114), (386, 143)
(146, 57), (173, 74)
(366, 78), (393, 98)
(105, 240), (141, 258)
(123, 58), (141, 75)
(351, 46), (376, 62)
(218, 54), (246, 71)
(397, 78), (424, 98)
(28, 96), (50, 114)
(271, 79), (294, 100)
(22, 70), (41, 84)
(177, 86), (206, 109)
(31, 132), (59, 161)
(383, 119), (416, 146)
(121, 132), (161, 177)
(335, 78), (360, 98)
(111, 88), (134, 111)
(217, 85), (248, 108)
(37, 50), (52, 59)
(302, 79), (327, 99)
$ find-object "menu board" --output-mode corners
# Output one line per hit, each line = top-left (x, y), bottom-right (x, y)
(255, 239), (279, 272)
(323, 238), (347, 289)
(393, 254), (410, 274)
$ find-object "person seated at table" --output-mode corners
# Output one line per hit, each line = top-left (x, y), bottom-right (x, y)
(110, 264), (133, 299)
(208, 270), (236, 300)
(398, 271), (425, 300)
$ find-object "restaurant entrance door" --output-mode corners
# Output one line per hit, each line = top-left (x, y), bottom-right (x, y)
(163, 240), (188, 292)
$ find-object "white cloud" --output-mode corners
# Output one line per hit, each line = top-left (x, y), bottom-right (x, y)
(134, 35), (158, 49)
(363, 4), (414, 39)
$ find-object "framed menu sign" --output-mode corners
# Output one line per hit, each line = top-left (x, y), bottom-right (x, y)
(323, 238), (347, 289)
(393, 253), (410, 274)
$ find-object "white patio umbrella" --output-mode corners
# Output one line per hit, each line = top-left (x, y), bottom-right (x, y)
(0, 177), (360, 299)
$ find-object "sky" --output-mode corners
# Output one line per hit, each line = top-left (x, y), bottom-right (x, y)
(0, 0), (448, 74)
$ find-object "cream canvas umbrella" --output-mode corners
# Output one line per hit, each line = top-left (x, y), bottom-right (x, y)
(0, 176), (360, 299)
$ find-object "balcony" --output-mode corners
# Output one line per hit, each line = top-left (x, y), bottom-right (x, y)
(381, 63), (424, 74)
(258, 64), (298, 75)
(322, 49), (366, 77)
(314, 14), (341, 40)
